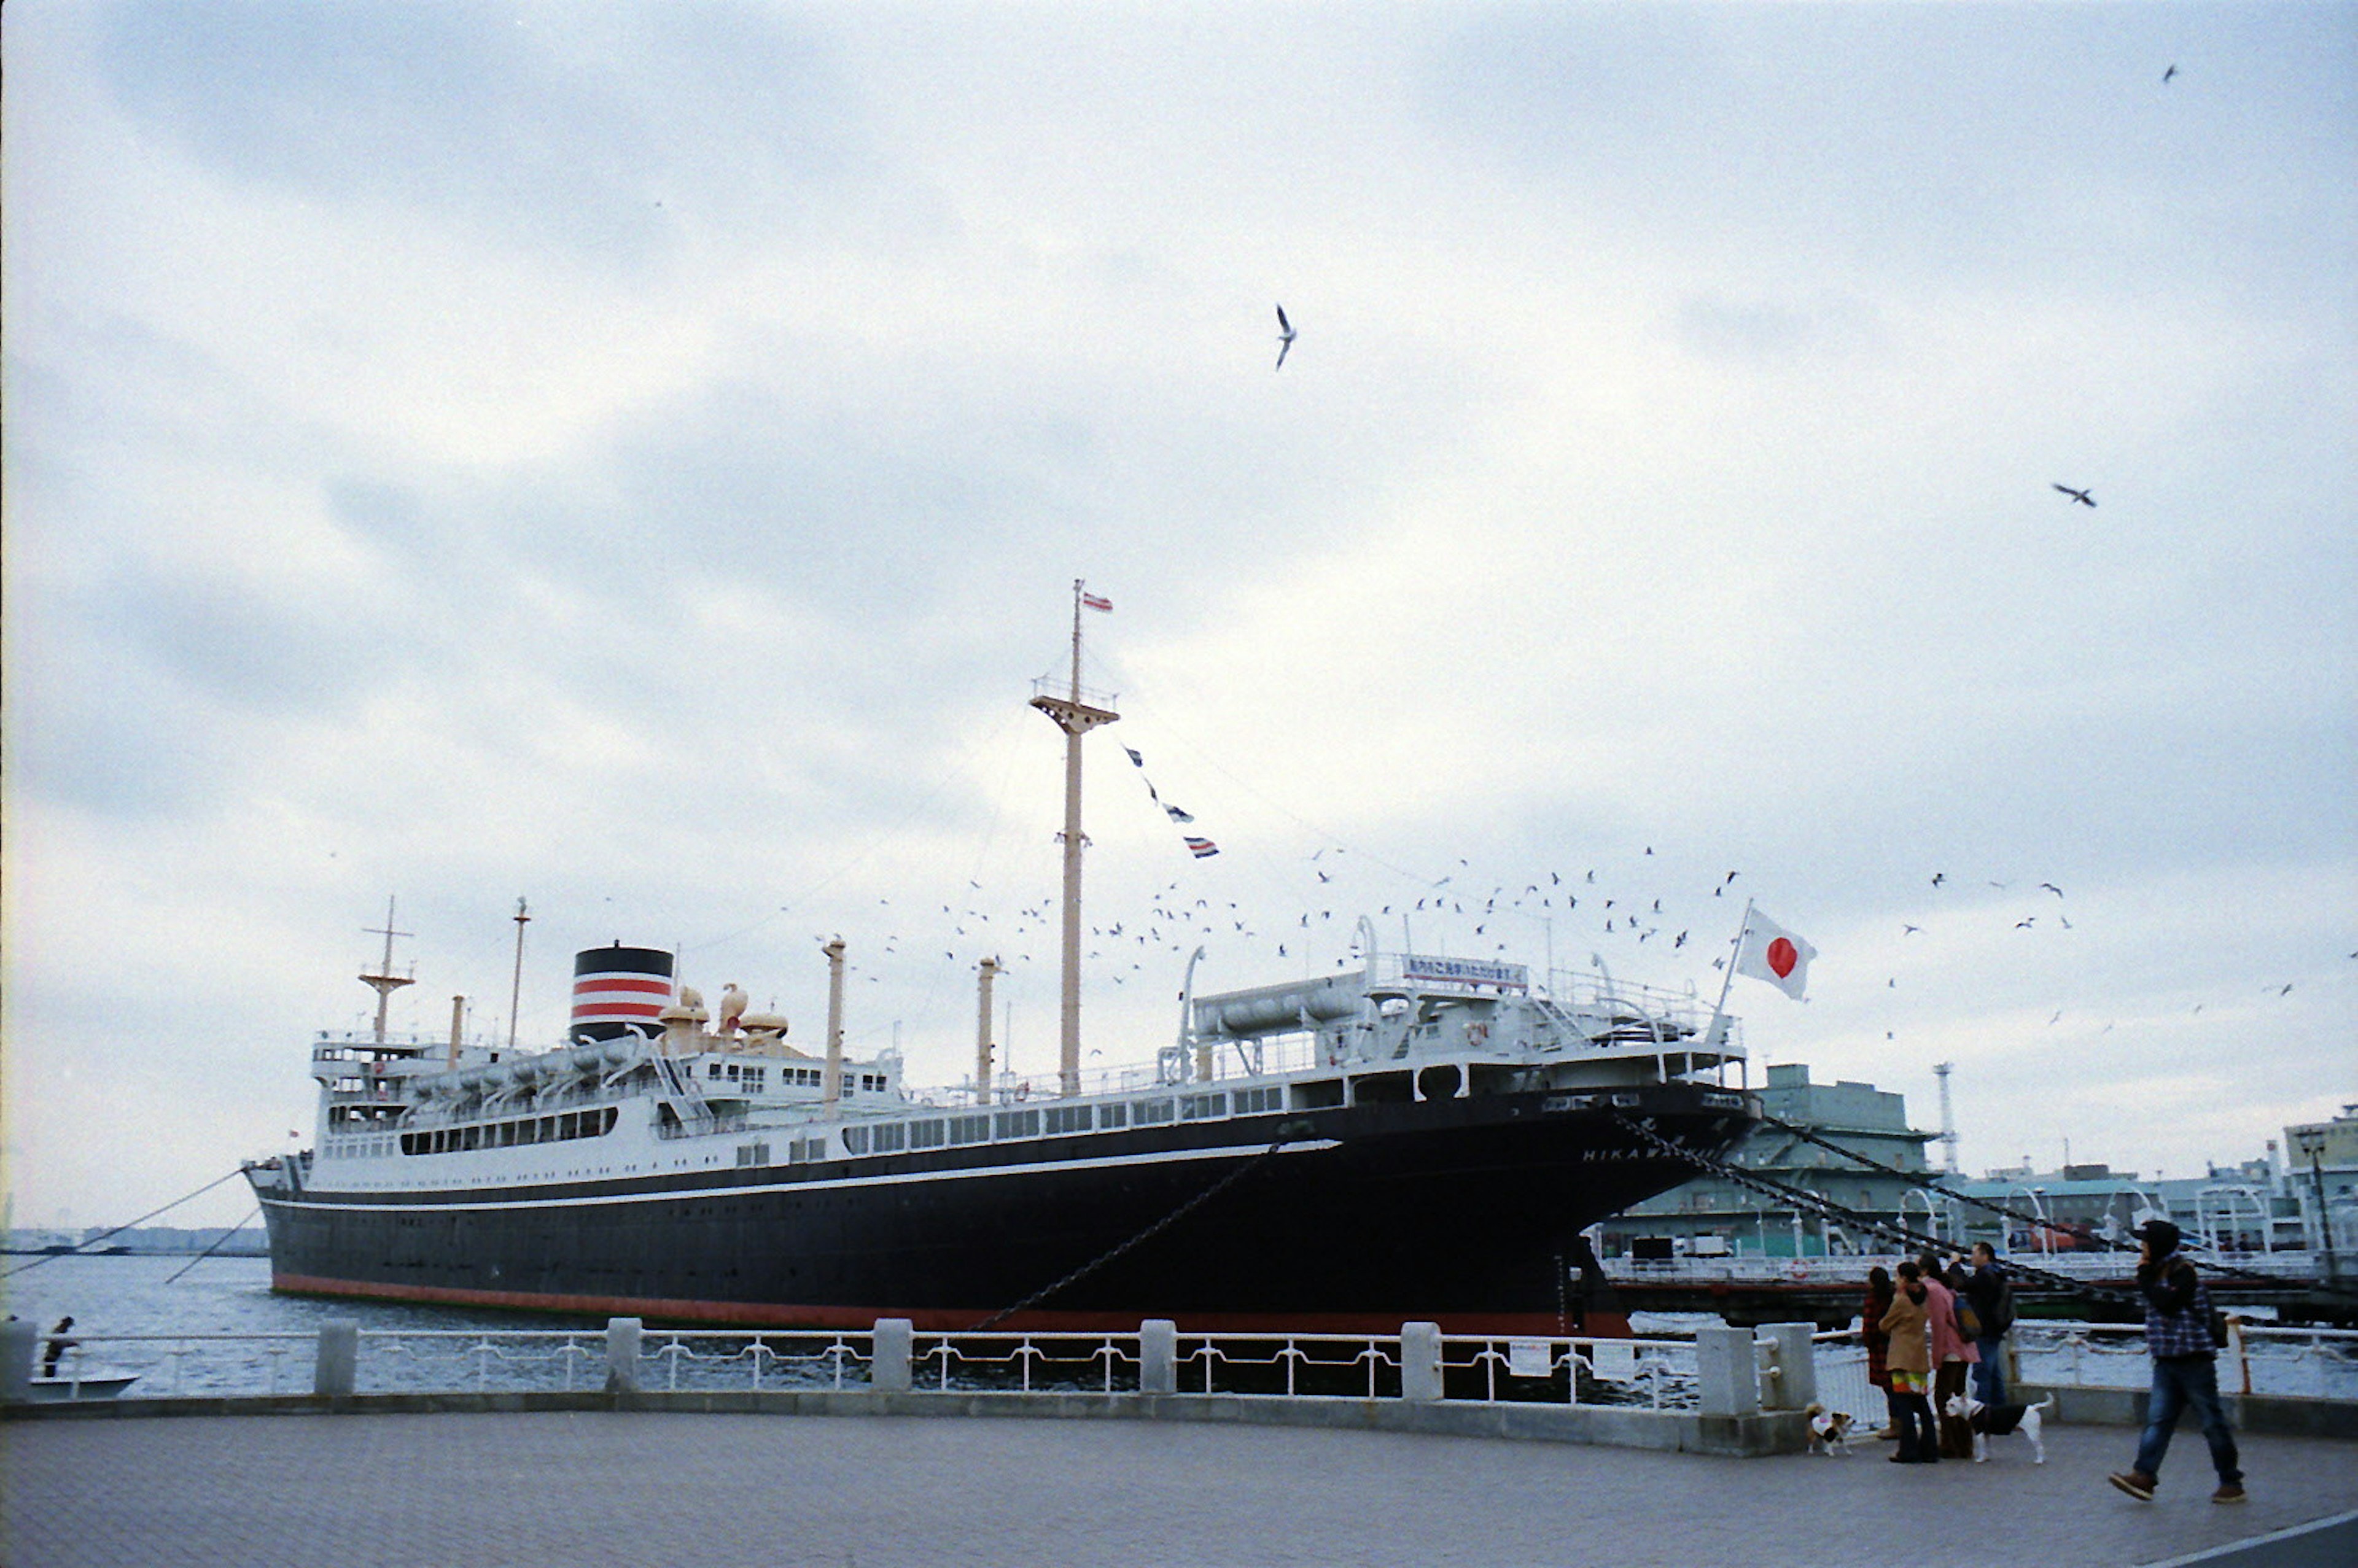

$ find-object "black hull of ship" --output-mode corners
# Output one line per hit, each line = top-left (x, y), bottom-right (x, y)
(254, 1084), (1751, 1334)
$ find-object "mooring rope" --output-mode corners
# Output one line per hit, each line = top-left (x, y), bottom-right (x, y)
(1, 1166), (252, 1279)
(1606, 1109), (2142, 1306)
(1751, 1109), (2356, 1301)
(968, 1131), (1301, 1331)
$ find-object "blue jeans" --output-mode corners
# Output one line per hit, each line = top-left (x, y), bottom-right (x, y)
(2133, 1354), (2241, 1485)
(1972, 1335), (2007, 1405)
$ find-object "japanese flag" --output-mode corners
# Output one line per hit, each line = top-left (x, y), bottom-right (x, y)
(1735, 909), (1817, 1001)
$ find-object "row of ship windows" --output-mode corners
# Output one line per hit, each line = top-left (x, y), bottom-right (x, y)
(394, 1106), (622, 1155)
(325, 1083), (1293, 1165)
(794, 1085), (1287, 1160)
(701, 1063), (890, 1094)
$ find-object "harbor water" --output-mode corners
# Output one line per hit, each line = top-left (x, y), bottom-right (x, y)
(2, 1254), (620, 1397)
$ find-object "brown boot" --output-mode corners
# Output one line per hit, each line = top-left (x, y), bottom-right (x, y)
(2107, 1471), (2157, 1501)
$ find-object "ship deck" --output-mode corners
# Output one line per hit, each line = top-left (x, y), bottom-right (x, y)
(6, 1408), (2353, 1567)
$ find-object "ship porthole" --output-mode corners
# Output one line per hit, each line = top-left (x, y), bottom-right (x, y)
(1416, 1064), (1463, 1101)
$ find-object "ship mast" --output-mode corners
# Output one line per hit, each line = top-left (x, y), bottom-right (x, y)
(508, 898), (531, 1051)
(1029, 581), (1118, 1097)
(359, 896), (416, 1044)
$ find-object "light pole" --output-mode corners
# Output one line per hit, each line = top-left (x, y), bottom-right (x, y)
(2010, 1186), (2052, 1256)
(2297, 1133), (2337, 1281)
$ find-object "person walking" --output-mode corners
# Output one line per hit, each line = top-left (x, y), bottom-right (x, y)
(1878, 1261), (1939, 1463)
(2108, 1219), (2246, 1505)
(1862, 1265), (1897, 1439)
(1920, 1252), (1981, 1458)
(1964, 1241), (2012, 1405)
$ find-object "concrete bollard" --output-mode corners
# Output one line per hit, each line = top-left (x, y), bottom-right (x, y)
(1139, 1319), (1178, 1395)
(871, 1318), (914, 1394)
(314, 1320), (360, 1397)
(1760, 1323), (1816, 1411)
(1400, 1322), (1444, 1403)
(1695, 1324), (1761, 1418)
(605, 1317), (644, 1392)
(0, 1317), (36, 1403)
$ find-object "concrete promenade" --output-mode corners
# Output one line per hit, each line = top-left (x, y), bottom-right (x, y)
(4, 1410), (2356, 1567)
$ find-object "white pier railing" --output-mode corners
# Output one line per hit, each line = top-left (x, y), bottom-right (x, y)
(1794, 1321), (2358, 1417)
(8, 1318), (2354, 1410)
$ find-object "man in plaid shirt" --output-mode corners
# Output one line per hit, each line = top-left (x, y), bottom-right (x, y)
(2108, 1219), (2246, 1504)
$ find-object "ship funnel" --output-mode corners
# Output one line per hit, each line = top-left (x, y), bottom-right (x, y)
(572, 944), (675, 1041)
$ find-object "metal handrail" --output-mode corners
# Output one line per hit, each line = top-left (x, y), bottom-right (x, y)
(19, 1318), (2354, 1406)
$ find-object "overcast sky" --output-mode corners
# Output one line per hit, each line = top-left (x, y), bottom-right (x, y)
(5, 2), (2352, 1233)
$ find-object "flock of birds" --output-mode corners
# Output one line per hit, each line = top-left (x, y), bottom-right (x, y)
(793, 807), (2295, 1051)
(760, 58), (2335, 1060)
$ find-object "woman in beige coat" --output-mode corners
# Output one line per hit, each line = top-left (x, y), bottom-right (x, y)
(1879, 1260), (1939, 1463)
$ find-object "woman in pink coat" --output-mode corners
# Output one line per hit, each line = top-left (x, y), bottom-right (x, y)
(1922, 1253), (1981, 1458)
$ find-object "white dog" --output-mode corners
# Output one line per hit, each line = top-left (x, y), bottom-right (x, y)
(1945, 1391), (2053, 1464)
(1804, 1402), (1856, 1456)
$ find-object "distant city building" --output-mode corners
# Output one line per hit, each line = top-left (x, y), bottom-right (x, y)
(1598, 1063), (1936, 1259)
(2286, 1104), (2358, 1256)
(1955, 1104), (2357, 1259)
(1595, 1076), (2358, 1265)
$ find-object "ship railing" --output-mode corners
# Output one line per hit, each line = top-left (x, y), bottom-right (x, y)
(912, 1038), (1331, 1108)
(913, 1332), (1138, 1394)
(653, 1112), (752, 1141)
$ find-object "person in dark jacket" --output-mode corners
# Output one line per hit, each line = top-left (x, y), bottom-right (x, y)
(1964, 1241), (2010, 1404)
(1862, 1266), (1897, 1439)
(41, 1316), (77, 1377)
(2107, 1219), (2246, 1505)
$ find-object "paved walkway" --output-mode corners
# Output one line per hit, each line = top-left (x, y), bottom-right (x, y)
(3, 1411), (2354, 1567)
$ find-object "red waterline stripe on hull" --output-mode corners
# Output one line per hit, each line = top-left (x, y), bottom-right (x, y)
(268, 1273), (1632, 1339)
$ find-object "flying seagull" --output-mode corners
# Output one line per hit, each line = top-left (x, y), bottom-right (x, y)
(2163, 64), (2177, 83)
(1274, 304), (1296, 370)
(2053, 483), (2096, 507)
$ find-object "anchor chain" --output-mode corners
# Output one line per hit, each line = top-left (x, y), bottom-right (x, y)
(1606, 1109), (2141, 1306)
(1752, 1110), (2356, 1302)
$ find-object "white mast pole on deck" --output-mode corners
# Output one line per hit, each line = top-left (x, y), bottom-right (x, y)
(1029, 580), (1119, 1099)
(1700, 897), (1753, 1072)
(360, 896), (416, 1045)
(508, 898), (531, 1052)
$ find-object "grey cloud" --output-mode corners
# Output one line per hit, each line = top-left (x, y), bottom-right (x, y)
(100, 1), (874, 270)
(111, 563), (386, 716)
(1420, 6), (2355, 295)
(6, 638), (221, 818)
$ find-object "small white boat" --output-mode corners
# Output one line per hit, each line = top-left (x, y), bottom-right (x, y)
(27, 1373), (141, 1402)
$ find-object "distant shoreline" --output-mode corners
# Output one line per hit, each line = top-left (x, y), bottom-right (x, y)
(4, 1230), (270, 1260)
(2, 1247), (271, 1259)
